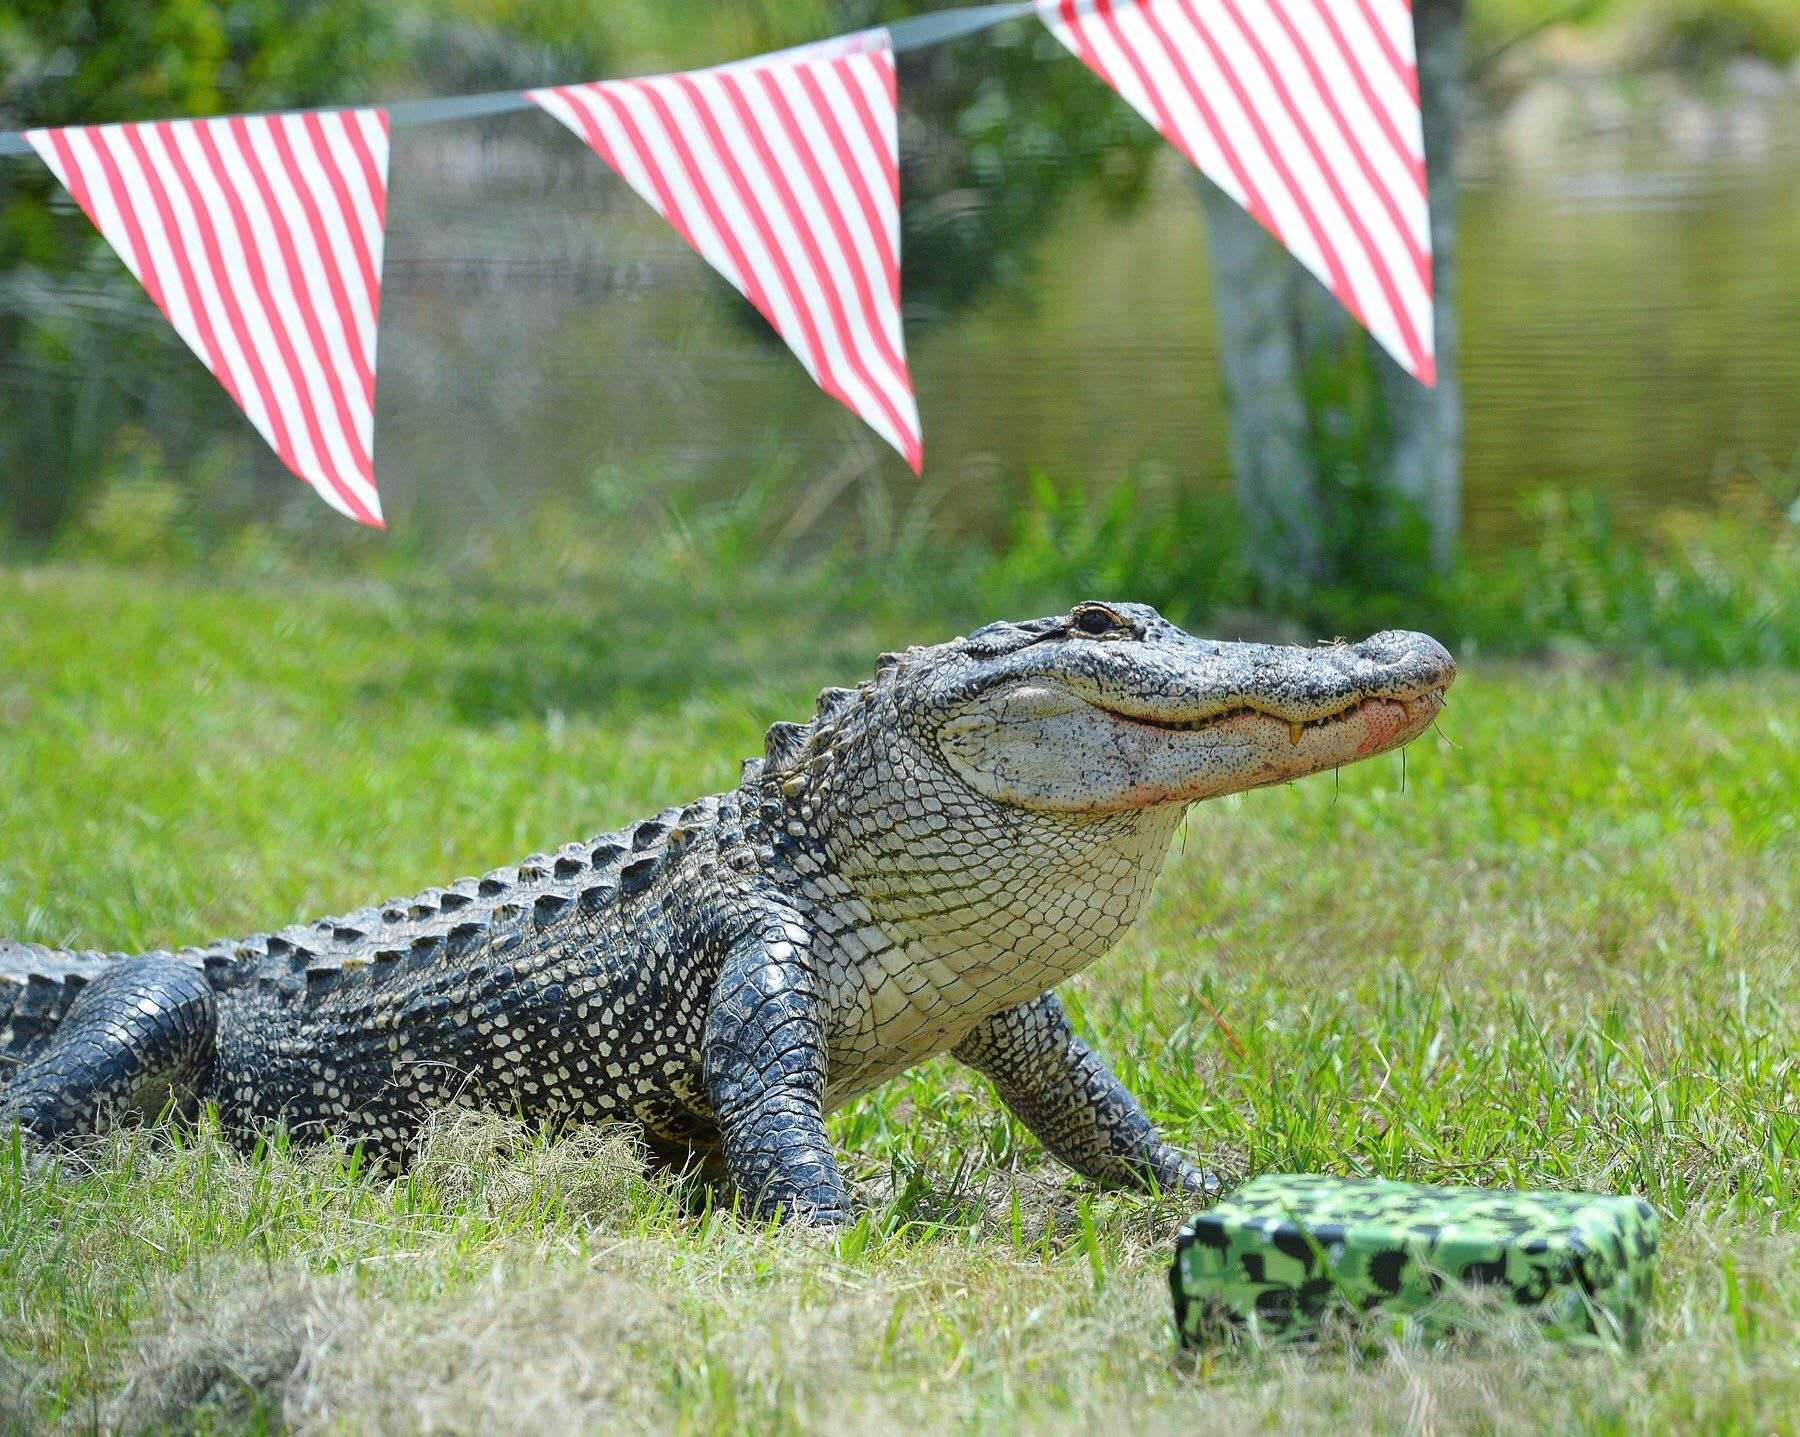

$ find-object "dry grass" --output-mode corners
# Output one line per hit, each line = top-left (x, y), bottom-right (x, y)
(14, 1118), (1794, 1434)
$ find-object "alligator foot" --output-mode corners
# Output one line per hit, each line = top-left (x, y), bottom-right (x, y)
(1140, 1142), (1227, 1203)
(955, 991), (1222, 1204)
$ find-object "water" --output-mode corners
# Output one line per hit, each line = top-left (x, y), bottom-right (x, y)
(369, 110), (1799, 554)
(17, 104), (1800, 555)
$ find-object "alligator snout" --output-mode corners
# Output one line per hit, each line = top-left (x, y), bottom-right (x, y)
(1345, 630), (1457, 698)
(1068, 623), (1456, 729)
(1193, 627), (1456, 720)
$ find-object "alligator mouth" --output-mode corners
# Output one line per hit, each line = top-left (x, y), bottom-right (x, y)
(1103, 688), (1448, 745)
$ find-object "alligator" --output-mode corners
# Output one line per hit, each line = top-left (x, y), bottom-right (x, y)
(1, 603), (1453, 1222)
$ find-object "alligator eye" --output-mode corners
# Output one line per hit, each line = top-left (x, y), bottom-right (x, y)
(1071, 604), (1127, 637)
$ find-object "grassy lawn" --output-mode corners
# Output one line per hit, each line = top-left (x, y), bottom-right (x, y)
(1, 562), (1796, 1433)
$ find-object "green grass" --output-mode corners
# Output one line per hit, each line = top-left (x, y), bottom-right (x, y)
(2, 562), (1797, 1433)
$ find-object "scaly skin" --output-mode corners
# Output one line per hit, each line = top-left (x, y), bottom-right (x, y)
(0, 603), (1453, 1222)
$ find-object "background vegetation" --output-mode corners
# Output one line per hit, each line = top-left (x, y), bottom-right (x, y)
(1472, 0), (1800, 66)
(4, 0), (1797, 571)
(49, 440), (1800, 670)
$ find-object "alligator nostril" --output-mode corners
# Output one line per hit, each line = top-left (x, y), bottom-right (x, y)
(1350, 634), (1398, 666)
(1397, 633), (1455, 684)
(1355, 630), (1453, 676)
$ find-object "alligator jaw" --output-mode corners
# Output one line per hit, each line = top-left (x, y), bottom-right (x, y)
(1090, 685), (1449, 806)
(1102, 688), (1440, 741)
(1080, 629), (1457, 731)
(935, 621), (1455, 814)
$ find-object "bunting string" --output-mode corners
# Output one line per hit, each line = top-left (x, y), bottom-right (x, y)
(2, 0), (1435, 526)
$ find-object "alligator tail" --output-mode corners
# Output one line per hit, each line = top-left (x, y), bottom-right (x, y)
(0, 945), (129, 1075)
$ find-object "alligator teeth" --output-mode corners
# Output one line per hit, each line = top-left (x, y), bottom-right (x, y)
(1401, 699), (1416, 722)
(1288, 721), (1303, 747)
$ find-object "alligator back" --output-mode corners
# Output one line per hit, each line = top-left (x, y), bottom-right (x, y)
(0, 800), (712, 1085)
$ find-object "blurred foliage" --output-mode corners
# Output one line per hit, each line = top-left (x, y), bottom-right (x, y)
(886, 13), (1161, 325)
(1446, 476), (1800, 669)
(2, 0), (1794, 613)
(46, 431), (1800, 676)
(1302, 457), (1800, 667)
(1471, 0), (1800, 66)
(1290, 331), (1441, 614)
(977, 470), (1247, 624)
(0, 0), (404, 269)
(398, 2), (1167, 330)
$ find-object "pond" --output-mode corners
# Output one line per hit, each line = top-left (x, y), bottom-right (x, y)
(369, 99), (1798, 556)
(9, 86), (1799, 557)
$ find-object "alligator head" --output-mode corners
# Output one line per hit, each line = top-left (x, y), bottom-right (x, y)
(759, 601), (1454, 991)
(926, 600), (1455, 813)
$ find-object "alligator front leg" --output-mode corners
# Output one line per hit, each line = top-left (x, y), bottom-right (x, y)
(701, 916), (849, 1224)
(953, 991), (1221, 1201)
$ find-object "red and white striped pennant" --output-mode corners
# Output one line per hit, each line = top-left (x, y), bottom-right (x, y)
(27, 110), (392, 525)
(528, 31), (923, 470)
(1038, 0), (1436, 384)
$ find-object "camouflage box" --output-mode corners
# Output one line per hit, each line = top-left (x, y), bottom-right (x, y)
(1172, 1175), (1659, 1348)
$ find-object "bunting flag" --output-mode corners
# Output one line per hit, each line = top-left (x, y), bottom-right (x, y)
(1038, 0), (1437, 384)
(528, 32), (923, 470)
(0, 1), (1453, 530)
(26, 110), (392, 525)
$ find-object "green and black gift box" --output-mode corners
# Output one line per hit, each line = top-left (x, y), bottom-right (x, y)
(1172, 1175), (1659, 1347)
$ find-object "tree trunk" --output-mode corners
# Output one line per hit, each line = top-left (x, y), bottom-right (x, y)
(1198, 0), (1465, 608)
